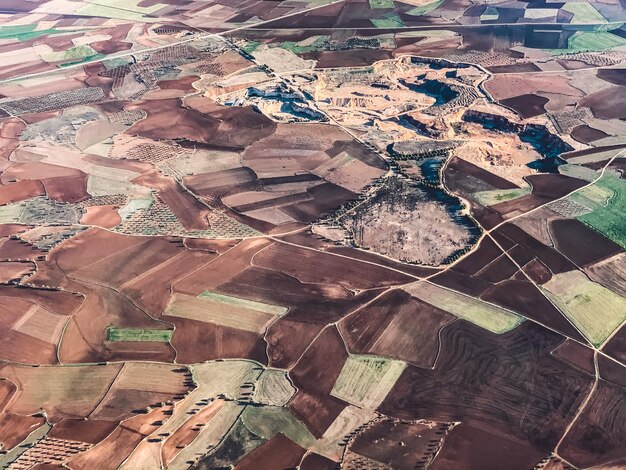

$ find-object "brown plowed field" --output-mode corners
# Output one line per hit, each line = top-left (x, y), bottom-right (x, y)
(252, 242), (412, 290)
(235, 433), (307, 470)
(492, 174), (587, 217)
(379, 321), (593, 456)
(0, 179), (45, 205)
(48, 418), (119, 444)
(122, 249), (216, 316)
(0, 412), (46, 450)
(164, 316), (268, 364)
(80, 205), (121, 228)
(351, 419), (448, 469)
(0, 260), (35, 282)
(44, 174), (89, 203)
(560, 381), (626, 468)
(265, 317), (325, 369)
(300, 452), (339, 470)
(550, 219), (623, 267)
(551, 339), (595, 376)
(174, 238), (271, 295)
(580, 85), (626, 120)
(481, 279), (588, 343)
(340, 290), (455, 368)
(288, 326), (348, 437)
(430, 422), (545, 470)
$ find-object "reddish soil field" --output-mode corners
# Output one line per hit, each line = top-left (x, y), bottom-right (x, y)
(80, 205), (122, 228)
(562, 143), (626, 160)
(217, 265), (381, 325)
(68, 406), (172, 470)
(1, 162), (82, 183)
(300, 453), (339, 470)
(0, 379), (16, 410)
(44, 174), (89, 203)
(183, 238), (240, 253)
(0, 237), (44, 261)
(550, 219), (623, 267)
(551, 339), (595, 376)
(184, 168), (257, 196)
(288, 326), (349, 437)
(0, 224), (29, 237)
(49, 418), (119, 444)
(379, 321), (593, 457)
(103, 341), (175, 363)
(580, 85), (626, 120)
(133, 171), (210, 230)
(560, 381), (626, 468)
(235, 433), (307, 470)
(500, 93), (549, 118)
(164, 316), (268, 364)
(0, 286), (83, 316)
(265, 317), (325, 369)
(90, 39), (132, 54)
(430, 422), (545, 470)
(305, 49), (393, 68)
(252, 242), (412, 290)
(0, 412), (46, 450)
(122, 249), (216, 316)
(351, 419), (449, 468)
(0, 179), (45, 205)
(156, 76), (199, 93)
(174, 238), (271, 295)
(127, 98), (220, 143)
(0, 118), (25, 161)
(570, 124), (609, 144)
(0, 260), (35, 282)
(58, 284), (174, 363)
(0, 329), (59, 364)
(341, 290), (455, 368)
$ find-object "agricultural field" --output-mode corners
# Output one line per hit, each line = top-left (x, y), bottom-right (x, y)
(0, 0), (625, 468)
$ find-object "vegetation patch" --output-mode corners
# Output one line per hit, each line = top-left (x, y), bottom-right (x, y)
(473, 187), (530, 206)
(575, 173), (625, 248)
(242, 406), (316, 449)
(280, 36), (329, 54)
(331, 355), (406, 409)
(369, 0), (395, 9)
(561, 2), (607, 23)
(551, 31), (626, 54)
(542, 270), (626, 347)
(371, 14), (404, 28)
(106, 326), (172, 342)
(404, 281), (524, 334)
(406, 0), (444, 16)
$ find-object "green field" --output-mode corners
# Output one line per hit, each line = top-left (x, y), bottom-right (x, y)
(406, 0), (444, 16)
(561, 2), (607, 23)
(331, 355), (406, 409)
(241, 41), (261, 54)
(553, 31), (626, 54)
(242, 406), (316, 448)
(106, 327), (172, 342)
(369, 0), (394, 9)
(0, 25), (68, 41)
(280, 36), (329, 54)
(575, 172), (626, 248)
(404, 281), (524, 334)
(473, 187), (530, 206)
(543, 271), (626, 347)
(371, 14), (404, 28)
